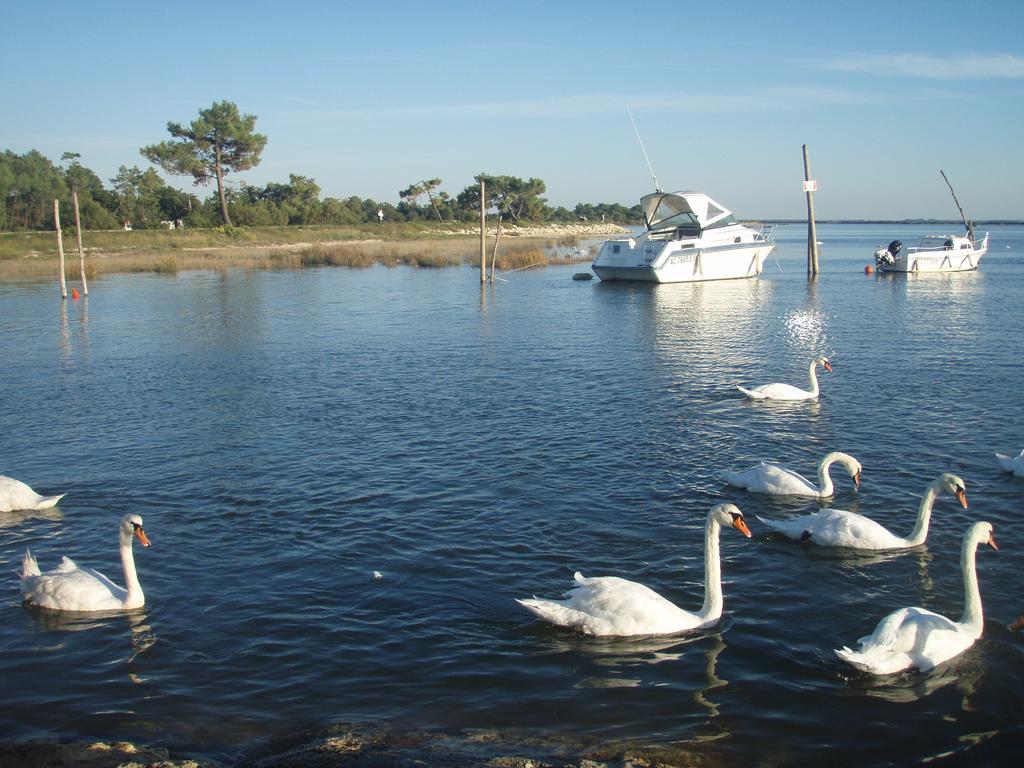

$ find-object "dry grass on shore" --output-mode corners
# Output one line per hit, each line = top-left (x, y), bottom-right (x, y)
(0, 221), (618, 281)
(0, 236), (584, 281)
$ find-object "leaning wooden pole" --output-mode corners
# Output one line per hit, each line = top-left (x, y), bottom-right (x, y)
(490, 214), (502, 281)
(940, 170), (974, 243)
(802, 144), (819, 277)
(479, 179), (486, 284)
(54, 199), (67, 299)
(72, 189), (88, 296)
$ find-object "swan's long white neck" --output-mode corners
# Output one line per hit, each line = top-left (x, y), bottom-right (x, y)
(957, 533), (985, 637)
(806, 359), (820, 397)
(815, 452), (843, 496)
(904, 479), (942, 547)
(699, 515), (725, 622)
(120, 532), (144, 609)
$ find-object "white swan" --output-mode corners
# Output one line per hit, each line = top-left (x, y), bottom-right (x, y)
(0, 475), (66, 513)
(21, 514), (151, 611)
(723, 451), (861, 498)
(995, 448), (1024, 477)
(516, 503), (751, 636)
(835, 520), (997, 674)
(737, 356), (832, 401)
(757, 472), (966, 550)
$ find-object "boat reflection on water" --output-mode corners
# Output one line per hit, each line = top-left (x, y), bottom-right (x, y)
(647, 277), (774, 352)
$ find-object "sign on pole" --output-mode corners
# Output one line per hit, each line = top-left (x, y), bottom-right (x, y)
(802, 180), (818, 193)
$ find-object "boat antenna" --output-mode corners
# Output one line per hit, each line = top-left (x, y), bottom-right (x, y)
(626, 106), (661, 192)
(940, 169), (975, 243)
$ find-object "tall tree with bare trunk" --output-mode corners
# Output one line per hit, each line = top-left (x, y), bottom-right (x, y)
(141, 101), (266, 226)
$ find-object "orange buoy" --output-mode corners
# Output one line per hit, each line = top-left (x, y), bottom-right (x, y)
(864, 265), (874, 274)
(71, 287), (80, 299)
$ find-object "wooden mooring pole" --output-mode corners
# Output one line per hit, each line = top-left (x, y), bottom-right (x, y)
(802, 144), (819, 278)
(72, 188), (88, 296)
(479, 179), (486, 284)
(54, 199), (67, 299)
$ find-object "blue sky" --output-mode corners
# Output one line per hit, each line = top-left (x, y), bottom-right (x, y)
(4, 0), (1022, 219)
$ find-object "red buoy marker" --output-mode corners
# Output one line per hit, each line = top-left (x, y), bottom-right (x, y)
(864, 265), (874, 275)
(71, 287), (80, 299)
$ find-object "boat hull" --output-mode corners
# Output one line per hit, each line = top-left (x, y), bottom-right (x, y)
(876, 250), (984, 273)
(592, 243), (773, 284)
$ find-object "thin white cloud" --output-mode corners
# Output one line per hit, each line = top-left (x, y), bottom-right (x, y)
(268, 85), (875, 123)
(824, 52), (1024, 79)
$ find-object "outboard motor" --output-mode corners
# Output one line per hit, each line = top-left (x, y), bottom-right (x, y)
(874, 239), (901, 268)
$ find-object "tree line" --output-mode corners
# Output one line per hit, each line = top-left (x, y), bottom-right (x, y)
(1, 100), (641, 233)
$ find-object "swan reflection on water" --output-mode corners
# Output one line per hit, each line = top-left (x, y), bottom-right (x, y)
(837, 644), (985, 706)
(0, 506), (63, 530)
(560, 631), (730, 717)
(23, 608), (156, 669)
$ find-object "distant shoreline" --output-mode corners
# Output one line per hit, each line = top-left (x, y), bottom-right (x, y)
(1, 219), (1018, 283)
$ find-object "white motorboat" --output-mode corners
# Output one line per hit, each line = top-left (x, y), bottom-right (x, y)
(874, 170), (988, 274)
(591, 191), (775, 283)
(874, 232), (989, 273)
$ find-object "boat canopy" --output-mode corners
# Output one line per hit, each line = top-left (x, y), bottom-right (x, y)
(641, 191), (737, 233)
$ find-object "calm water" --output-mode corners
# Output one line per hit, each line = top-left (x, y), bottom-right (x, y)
(2, 224), (1023, 764)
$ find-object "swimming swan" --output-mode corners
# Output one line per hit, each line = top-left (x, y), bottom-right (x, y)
(757, 473), (966, 550)
(835, 520), (997, 674)
(516, 503), (751, 636)
(21, 514), (151, 611)
(723, 451), (861, 498)
(995, 449), (1024, 477)
(0, 475), (66, 513)
(737, 356), (832, 401)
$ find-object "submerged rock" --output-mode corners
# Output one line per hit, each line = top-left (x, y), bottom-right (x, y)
(235, 724), (709, 768)
(0, 739), (219, 768)
(1, 725), (720, 768)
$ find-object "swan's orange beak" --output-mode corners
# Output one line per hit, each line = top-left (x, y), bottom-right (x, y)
(988, 532), (998, 551)
(852, 470), (862, 490)
(823, 360), (833, 373)
(955, 488), (968, 509)
(733, 517), (752, 538)
(134, 526), (151, 548)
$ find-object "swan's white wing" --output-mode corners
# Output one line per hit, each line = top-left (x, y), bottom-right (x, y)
(996, 451), (1024, 476)
(21, 557), (126, 611)
(0, 476), (43, 512)
(726, 463), (818, 495)
(519, 572), (698, 636)
(837, 607), (965, 674)
(740, 382), (815, 401)
(736, 385), (768, 400)
(756, 513), (814, 540)
(804, 510), (904, 549)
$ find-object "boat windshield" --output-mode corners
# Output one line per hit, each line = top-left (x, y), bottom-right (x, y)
(644, 191), (739, 234)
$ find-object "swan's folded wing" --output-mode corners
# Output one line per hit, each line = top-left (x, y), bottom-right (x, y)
(756, 513), (812, 539)
(863, 607), (955, 653)
(79, 565), (125, 596)
(759, 465), (817, 495)
(736, 385), (767, 400)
